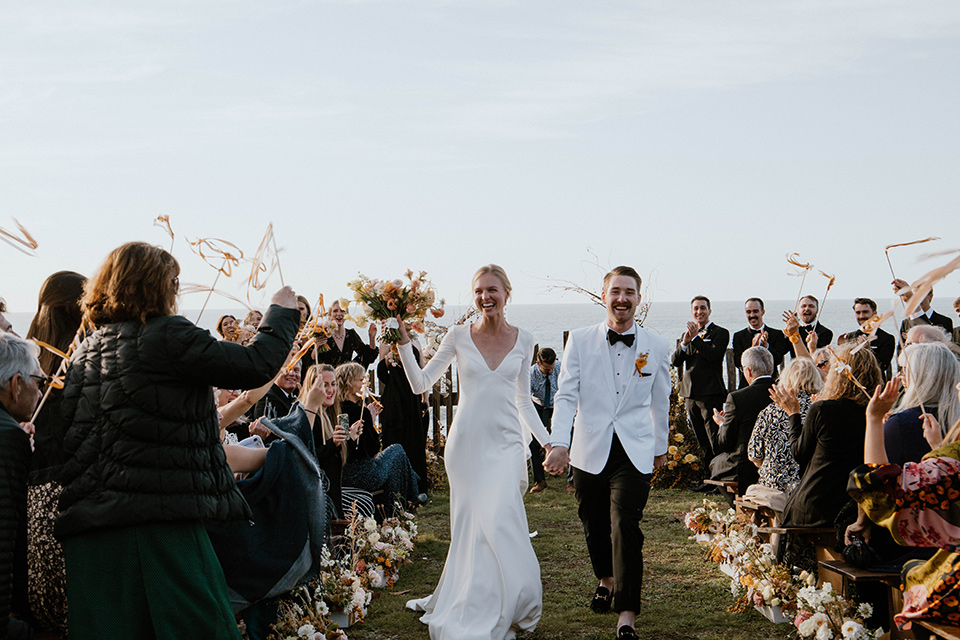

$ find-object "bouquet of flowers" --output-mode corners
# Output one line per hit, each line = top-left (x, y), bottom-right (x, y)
(683, 498), (735, 539)
(350, 509), (418, 589)
(318, 545), (372, 623)
(652, 370), (704, 489)
(347, 270), (445, 344)
(729, 541), (808, 616)
(267, 575), (349, 640)
(793, 582), (883, 639)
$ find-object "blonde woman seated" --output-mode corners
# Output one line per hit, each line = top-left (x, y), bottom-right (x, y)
(745, 357), (823, 514)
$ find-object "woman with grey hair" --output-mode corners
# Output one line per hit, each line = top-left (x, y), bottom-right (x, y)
(0, 331), (43, 639)
(745, 357), (823, 511)
(884, 342), (960, 464)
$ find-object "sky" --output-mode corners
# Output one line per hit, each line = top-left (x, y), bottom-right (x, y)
(2, 1), (959, 313)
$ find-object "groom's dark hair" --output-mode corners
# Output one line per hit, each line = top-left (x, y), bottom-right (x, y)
(602, 266), (642, 293)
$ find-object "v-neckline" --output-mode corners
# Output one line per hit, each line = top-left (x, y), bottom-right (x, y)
(468, 326), (519, 372)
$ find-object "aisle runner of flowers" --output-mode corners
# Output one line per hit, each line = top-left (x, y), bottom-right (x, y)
(265, 509), (418, 640)
(683, 499), (884, 640)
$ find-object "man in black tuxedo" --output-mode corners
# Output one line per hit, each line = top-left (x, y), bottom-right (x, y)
(796, 295), (833, 349)
(247, 360), (301, 441)
(892, 279), (955, 343)
(672, 295), (729, 488)
(710, 346), (775, 502)
(732, 298), (789, 389)
(837, 298), (895, 380)
(954, 297), (960, 344)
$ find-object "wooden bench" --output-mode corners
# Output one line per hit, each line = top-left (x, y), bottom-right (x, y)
(757, 526), (836, 565)
(704, 479), (738, 495)
(916, 621), (960, 640)
(735, 497), (778, 529)
(818, 560), (910, 639)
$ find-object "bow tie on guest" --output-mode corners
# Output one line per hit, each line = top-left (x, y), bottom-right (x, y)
(801, 325), (815, 332)
(607, 330), (635, 347)
(749, 328), (762, 335)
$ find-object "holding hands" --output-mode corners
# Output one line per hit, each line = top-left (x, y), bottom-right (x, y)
(543, 445), (568, 476)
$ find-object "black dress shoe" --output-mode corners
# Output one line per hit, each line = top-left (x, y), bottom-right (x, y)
(617, 625), (639, 639)
(690, 483), (711, 492)
(590, 584), (612, 613)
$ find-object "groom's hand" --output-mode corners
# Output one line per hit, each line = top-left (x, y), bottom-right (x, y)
(653, 453), (667, 470)
(543, 446), (569, 476)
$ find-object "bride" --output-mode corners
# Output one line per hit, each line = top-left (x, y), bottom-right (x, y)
(396, 264), (552, 640)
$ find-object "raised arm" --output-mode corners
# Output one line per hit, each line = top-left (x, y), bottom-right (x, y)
(398, 326), (457, 394)
(516, 338), (551, 448)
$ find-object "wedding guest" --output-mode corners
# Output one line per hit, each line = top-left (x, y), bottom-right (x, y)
(846, 377), (960, 630)
(243, 309), (263, 329)
(711, 346), (776, 499)
(304, 364), (374, 519)
(56, 241), (299, 640)
(296, 295), (311, 331)
(837, 298), (895, 380)
(770, 343), (882, 527)
(25, 270), (87, 635)
(315, 299), (377, 368)
(336, 362), (425, 511)
(0, 332), (42, 639)
(892, 278), (954, 343)
(248, 360), (301, 426)
(906, 324), (953, 346)
(377, 335), (429, 495)
(528, 347), (560, 494)
(0, 298), (15, 335)
(672, 295), (729, 489)
(732, 298), (789, 389)
(883, 342), (960, 466)
(746, 358), (822, 510)
(953, 297), (960, 343)
(782, 310), (814, 360)
(216, 314), (238, 341)
(796, 295), (833, 349)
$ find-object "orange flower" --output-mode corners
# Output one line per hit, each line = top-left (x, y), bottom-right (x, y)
(635, 353), (648, 375)
(430, 308), (445, 318)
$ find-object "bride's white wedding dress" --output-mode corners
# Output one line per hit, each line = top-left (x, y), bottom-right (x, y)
(398, 325), (551, 640)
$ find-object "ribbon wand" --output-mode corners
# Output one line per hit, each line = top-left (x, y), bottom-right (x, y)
(30, 322), (87, 423)
(271, 231), (285, 287)
(196, 257), (227, 325)
(815, 271), (835, 324)
(786, 253), (814, 312)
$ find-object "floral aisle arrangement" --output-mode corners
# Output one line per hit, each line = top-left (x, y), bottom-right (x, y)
(793, 582), (883, 639)
(347, 270), (445, 344)
(651, 370), (703, 489)
(266, 508), (419, 640)
(681, 499), (885, 635)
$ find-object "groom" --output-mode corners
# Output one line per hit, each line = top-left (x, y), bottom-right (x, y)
(544, 266), (671, 640)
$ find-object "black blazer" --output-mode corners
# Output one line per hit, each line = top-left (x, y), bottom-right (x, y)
(797, 322), (833, 350)
(899, 310), (954, 341)
(672, 323), (730, 399)
(838, 328), (895, 379)
(732, 327), (789, 389)
(714, 376), (775, 494)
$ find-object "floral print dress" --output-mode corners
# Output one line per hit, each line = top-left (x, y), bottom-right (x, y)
(849, 442), (960, 630)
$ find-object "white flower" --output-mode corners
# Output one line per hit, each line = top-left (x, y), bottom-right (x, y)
(857, 602), (873, 619)
(363, 517), (377, 531)
(762, 586), (774, 602)
(841, 620), (865, 639)
(297, 624), (316, 637)
(816, 623), (835, 640)
(368, 532), (381, 545)
(316, 600), (329, 616)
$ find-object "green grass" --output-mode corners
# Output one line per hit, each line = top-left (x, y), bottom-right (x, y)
(346, 476), (795, 640)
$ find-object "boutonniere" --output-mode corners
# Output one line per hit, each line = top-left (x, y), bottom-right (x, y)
(635, 352), (652, 377)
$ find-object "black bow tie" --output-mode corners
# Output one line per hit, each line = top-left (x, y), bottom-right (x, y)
(801, 325), (815, 331)
(749, 328), (762, 335)
(607, 330), (635, 347)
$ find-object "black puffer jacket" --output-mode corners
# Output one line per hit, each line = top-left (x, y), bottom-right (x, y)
(56, 305), (299, 538)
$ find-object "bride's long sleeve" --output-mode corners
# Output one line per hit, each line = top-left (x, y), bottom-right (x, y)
(515, 338), (551, 448)
(398, 327), (457, 394)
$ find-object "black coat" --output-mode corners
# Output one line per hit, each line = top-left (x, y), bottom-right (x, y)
(899, 310), (954, 342)
(57, 305), (299, 538)
(782, 399), (866, 527)
(797, 322), (833, 350)
(732, 327), (789, 389)
(0, 406), (30, 640)
(713, 377), (775, 494)
(672, 323), (730, 399)
(838, 328), (895, 380)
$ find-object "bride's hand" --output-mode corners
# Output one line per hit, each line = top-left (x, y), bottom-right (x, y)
(396, 315), (411, 345)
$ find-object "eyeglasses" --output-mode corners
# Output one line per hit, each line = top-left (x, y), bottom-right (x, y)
(28, 373), (51, 388)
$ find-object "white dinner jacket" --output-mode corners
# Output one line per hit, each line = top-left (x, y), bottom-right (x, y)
(549, 322), (672, 475)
